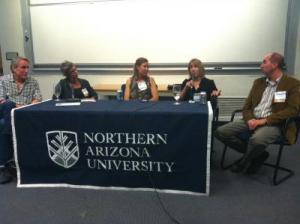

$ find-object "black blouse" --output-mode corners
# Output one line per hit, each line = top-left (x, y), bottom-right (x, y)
(181, 77), (218, 108)
(54, 78), (98, 100)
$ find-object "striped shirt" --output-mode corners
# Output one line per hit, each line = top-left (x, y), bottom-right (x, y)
(254, 76), (282, 119)
(0, 74), (42, 105)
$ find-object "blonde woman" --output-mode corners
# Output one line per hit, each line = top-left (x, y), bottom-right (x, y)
(180, 58), (221, 108)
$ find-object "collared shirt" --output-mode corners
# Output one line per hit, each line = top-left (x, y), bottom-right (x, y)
(0, 74), (42, 105)
(254, 76), (282, 119)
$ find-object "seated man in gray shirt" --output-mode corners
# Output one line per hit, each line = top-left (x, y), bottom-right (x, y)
(0, 56), (42, 184)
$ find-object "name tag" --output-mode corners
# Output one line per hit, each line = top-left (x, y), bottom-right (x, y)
(137, 81), (147, 91)
(274, 91), (286, 103)
(82, 88), (89, 97)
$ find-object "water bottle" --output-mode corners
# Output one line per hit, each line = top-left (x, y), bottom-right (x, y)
(193, 92), (200, 102)
(200, 91), (207, 104)
(70, 84), (74, 99)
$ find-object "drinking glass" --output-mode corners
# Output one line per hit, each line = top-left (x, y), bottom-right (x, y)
(172, 84), (181, 105)
(53, 83), (61, 101)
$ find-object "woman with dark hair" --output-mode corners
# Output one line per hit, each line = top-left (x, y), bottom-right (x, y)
(124, 57), (159, 101)
(180, 58), (221, 106)
(54, 61), (98, 100)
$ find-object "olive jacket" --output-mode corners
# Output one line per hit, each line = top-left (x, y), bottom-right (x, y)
(243, 74), (300, 144)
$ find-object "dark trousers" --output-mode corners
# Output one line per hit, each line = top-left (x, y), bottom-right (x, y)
(0, 101), (16, 166)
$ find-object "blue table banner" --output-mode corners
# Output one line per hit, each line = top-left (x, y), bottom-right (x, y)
(12, 100), (212, 195)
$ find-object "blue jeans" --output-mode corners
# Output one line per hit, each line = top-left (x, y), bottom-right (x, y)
(0, 101), (16, 166)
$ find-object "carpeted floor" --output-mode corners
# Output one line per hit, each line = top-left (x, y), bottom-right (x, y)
(1, 139), (299, 224)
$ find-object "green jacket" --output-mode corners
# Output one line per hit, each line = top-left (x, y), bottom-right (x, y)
(243, 74), (300, 144)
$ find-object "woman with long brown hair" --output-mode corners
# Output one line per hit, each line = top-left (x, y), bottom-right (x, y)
(124, 57), (158, 101)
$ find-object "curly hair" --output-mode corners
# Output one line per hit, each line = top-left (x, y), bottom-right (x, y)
(60, 60), (75, 78)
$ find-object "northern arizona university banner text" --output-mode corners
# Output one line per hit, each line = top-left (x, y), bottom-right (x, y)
(12, 100), (212, 195)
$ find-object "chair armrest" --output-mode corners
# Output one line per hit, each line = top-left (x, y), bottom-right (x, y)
(230, 109), (243, 121)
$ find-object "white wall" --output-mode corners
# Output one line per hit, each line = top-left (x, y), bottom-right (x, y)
(0, 0), (25, 73)
(1, 0), (298, 100)
(29, 0), (288, 64)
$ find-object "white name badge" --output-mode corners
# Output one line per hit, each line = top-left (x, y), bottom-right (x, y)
(137, 81), (147, 91)
(82, 88), (89, 97)
(274, 91), (286, 103)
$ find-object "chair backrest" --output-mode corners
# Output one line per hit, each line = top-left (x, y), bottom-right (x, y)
(121, 83), (126, 93)
(294, 116), (300, 143)
(285, 115), (300, 144)
(118, 83), (126, 100)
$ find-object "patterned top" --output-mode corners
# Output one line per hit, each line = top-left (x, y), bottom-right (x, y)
(129, 77), (152, 100)
(0, 74), (42, 105)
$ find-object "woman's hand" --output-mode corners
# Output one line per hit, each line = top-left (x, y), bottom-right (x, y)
(211, 90), (221, 97)
(185, 80), (193, 89)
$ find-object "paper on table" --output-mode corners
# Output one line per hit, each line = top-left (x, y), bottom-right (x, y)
(55, 102), (81, 106)
(81, 98), (96, 102)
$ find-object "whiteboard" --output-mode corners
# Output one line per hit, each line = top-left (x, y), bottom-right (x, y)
(29, 0), (289, 65)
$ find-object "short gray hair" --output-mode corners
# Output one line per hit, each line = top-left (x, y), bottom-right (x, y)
(10, 56), (29, 72)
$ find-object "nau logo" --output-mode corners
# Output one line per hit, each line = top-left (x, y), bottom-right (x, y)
(46, 131), (79, 168)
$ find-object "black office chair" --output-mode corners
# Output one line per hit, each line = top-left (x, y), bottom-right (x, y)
(220, 109), (300, 185)
(210, 96), (219, 152)
(116, 84), (126, 100)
